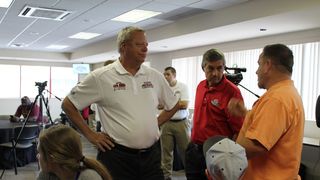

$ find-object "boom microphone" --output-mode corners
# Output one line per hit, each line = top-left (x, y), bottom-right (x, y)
(225, 67), (247, 72)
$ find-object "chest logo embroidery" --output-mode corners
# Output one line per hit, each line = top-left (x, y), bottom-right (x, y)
(142, 81), (153, 89)
(113, 82), (126, 91)
(211, 99), (219, 107)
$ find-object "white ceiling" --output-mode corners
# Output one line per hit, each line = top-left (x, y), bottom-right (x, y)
(1, 0), (320, 63)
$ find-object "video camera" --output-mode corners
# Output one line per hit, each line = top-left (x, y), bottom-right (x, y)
(225, 67), (246, 85)
(35, 81), (47, 88)
(35, 81), (47, 93)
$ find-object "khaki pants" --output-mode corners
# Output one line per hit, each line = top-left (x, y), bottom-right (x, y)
(160, 119), (190, 178)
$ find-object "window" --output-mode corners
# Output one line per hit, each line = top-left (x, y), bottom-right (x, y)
(224, 48), (265, 108)
(21, 65), (50, 98)
(300, 42), (320, 120)
(51, 67), (78, 98)
(0, 65), (20, 98)
(172, 56), (203, 108)
(0, 65), (79, 100)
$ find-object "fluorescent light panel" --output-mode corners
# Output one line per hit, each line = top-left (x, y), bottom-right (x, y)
(69, 32), (101, 40)
(0, 0), (13, 8)
(46, 45), (69, 49)
(112, 9), (162, 23)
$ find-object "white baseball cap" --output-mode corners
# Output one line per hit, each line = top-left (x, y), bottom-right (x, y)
(203, 136), (248, 180)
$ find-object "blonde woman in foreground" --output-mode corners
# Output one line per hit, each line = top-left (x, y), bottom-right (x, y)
(37, 124), (112, 180)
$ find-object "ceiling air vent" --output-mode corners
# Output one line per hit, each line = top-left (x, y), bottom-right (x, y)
(18, 6), (71, 21)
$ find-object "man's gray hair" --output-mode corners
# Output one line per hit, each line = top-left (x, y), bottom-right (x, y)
(201, 49), (226, 71)
(117, 26), (145, 53)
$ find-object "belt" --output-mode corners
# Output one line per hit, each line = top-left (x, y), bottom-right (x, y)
(113, 141), (158, 154)
(170, 117), (187, 122)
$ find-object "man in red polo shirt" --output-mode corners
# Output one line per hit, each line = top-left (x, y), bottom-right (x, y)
(185, 49), (244, 180)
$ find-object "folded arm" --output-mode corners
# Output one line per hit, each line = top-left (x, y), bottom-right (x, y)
(158, 102), (180, 126)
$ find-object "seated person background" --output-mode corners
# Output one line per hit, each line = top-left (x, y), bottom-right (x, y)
(9, 96), (40, 123)
(203, 136), (247, 180)
(37, 124), (112, 180)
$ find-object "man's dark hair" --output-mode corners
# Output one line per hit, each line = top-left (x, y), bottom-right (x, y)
(164, 66), (176, 75)
(263, 44), (293, 74)
(202, 49), (225, 70)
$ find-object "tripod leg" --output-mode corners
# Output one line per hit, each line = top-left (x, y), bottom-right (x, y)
(12, 140), (17, 175)
(40, 94), (54, 126)
(0, 94), (41, 177)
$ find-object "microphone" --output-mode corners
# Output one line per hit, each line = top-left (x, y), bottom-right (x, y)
(316, 95), (320, 128)
(225, 67), (247, 72)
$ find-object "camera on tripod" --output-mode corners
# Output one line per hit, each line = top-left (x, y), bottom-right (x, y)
(225, 67), (246, 85)
(35, 81), (47, 93)
(35, 81), (47, 88)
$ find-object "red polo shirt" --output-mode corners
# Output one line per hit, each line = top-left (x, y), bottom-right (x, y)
(191, 76), (244, 144)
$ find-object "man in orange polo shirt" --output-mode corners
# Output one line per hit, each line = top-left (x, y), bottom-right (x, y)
(228, 44), (305, 179)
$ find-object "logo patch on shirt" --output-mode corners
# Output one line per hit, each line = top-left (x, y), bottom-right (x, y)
(211, 99), (219, 107)
(142, 81), (153, 89)
(113, 82), (126, 91)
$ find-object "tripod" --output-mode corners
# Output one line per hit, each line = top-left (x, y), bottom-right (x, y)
(0, 81), (54, 178)
(35, 84), (54, 126)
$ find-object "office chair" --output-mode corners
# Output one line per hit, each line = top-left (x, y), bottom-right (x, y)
(0, 124), (39, 175)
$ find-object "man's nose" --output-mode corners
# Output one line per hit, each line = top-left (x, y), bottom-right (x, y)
(211, 69), (219, 76)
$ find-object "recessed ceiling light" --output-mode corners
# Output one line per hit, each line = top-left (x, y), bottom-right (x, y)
(69, 32), (101, 40)
(0, 0), (13, 8)
(112, 9), (162, 23)
(46, 45), (69, 49)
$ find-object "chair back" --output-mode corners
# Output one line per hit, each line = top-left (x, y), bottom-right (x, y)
(0, 115), (10, 120)
(14, 124), (39, 145)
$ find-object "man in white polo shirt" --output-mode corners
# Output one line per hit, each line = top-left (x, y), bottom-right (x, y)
(62, 26), (180, 180)
(159, 66), (190, 180)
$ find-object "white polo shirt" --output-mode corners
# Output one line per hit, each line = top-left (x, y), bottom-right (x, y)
(170, 81), (189, 120)
(68, 60), (178, 149)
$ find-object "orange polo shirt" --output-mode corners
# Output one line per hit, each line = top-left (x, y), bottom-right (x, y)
(240, 80), (304, 180)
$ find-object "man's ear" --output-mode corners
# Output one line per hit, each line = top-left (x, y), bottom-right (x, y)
(266, 58), (272, 65)
(120, 42), (126, 53)
(263, 58), (273, 73)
